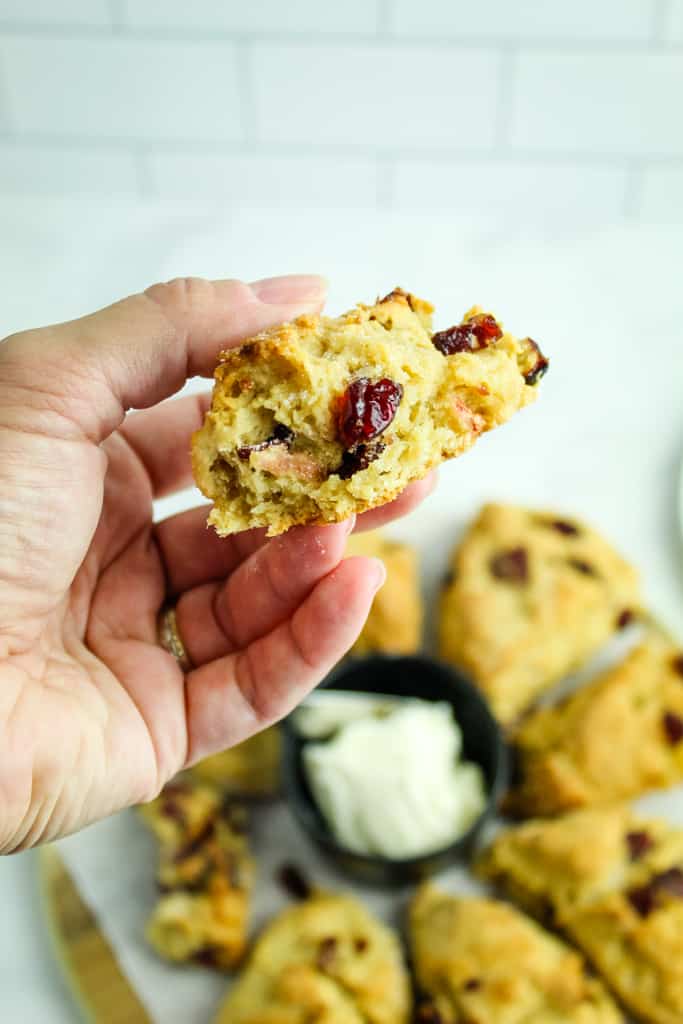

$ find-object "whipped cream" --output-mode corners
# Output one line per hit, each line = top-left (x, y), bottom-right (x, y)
(299, 696), (486, 859)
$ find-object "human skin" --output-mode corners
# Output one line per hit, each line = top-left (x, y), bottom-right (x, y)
(0, 274), (434, 854)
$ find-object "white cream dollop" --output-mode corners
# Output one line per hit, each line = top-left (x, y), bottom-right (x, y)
(301, 698), (486, 859)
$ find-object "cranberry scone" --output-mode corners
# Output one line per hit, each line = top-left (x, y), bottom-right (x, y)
(409, 885), (622, 1023)
(139, 778), (253, 969)
(479, 810), (683, 1024)
(438, 503), (640, 724)
(506, 635), (683, 816)
(192, 289), (547, 536)
(345, 531), (422, 655)
(214, 892), (411, 1024)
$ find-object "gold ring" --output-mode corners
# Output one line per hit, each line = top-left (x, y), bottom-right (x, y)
(158, 605), (193, 672)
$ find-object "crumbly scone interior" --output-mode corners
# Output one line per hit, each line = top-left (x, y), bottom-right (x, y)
(193, 292), (543, 535)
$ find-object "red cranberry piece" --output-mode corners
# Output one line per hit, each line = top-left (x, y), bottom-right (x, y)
(490, 547), (529, 583)
(463, 978), (482, 991)
(628, 884), (655, 917)
(417, 1005), (444, 1024)
(656, 866), (683, 898)
(237, 423), (293, 460)
(617, 609), (635, 629)
(336, 441), (386, 479)
(523, 339), (549, 385)
(194, 946), (219, 968)
(663, 711), (683, 745)
(354, 937), (368, 953)
(626, 830), (654, 861)
(277, 862), (311, 901)
(672, 654), (683, 677)
(337, 377), (403, 448)
(316, 936), (338, 970)
(432, 313), (502, 356)
(550, 519), (580, 536)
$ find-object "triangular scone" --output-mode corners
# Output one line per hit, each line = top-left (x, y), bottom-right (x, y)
(138, 778), (253, 969)
(193, 290), (547, 536)
(507, 636), (683, 816)
(477, 804), (670, 923)
(478, 810), (683, 1024)
(215, 892), (411, 1024)
(438, 503), (640, 724)
(345, 531), (422, 655)
(409, 885), (622, 1023)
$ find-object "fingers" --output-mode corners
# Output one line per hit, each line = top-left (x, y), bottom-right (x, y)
(184, 556), (385, 762)
(120, 392), (211, 497)
(154, 505), (268, 595)
(174, 519), (356, 666)
(6, 274), (327, 444)
(354, 471), (437, 532)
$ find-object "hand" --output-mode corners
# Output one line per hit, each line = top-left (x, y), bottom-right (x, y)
(0, 275), (434, 853)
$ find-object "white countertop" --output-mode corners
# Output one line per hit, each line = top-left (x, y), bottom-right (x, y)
(1, 198), (682, 1021)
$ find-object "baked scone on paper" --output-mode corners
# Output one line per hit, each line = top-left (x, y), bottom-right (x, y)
(479, 809), (683, 1024)
(477, 804), (671, 924)
(193, 289), (547, 536)
(345, 531), (422, 655)
(438, 503), (640, 724)
(139, 778), (253, 969)
(506, 636), (683, 816)
(409, 884), (622, 1023)
(215, 892), (411, 1024)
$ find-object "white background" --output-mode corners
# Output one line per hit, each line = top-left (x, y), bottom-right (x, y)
(1, 2), (683, 1021)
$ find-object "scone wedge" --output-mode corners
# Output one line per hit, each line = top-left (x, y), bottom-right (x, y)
(193, 289), (547, 536)
(139, 777), (253, 969)
(480, 808), (683, 1024)
(409, 884), (622, 1022)
(215, 892), (411, 1024)
(439, 503), (640, 724)
(506, 635), (683, 816)
(345, 530), (422, 655)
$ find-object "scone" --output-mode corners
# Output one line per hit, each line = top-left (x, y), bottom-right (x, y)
(409, 884), (622, 1023)
(345, 531), (422, 655)
(506, 635), (683, 816)
(193, 289), (547, 536)
(190, 727), (282, 797)
(479, 811), (683, 1024)
(477, 804), (671, 923)
(438, 503), (640, 724)
(215, 892), (411, 1024)
(139, 778), (253, 969)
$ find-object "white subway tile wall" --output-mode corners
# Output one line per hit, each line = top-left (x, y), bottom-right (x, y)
(0, 0), (680, 220)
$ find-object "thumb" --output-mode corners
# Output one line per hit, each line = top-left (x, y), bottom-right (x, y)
(0, 275), (327, 444)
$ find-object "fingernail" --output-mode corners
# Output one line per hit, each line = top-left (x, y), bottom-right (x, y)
(250, 274), (328, 306)
(370, 557), (387, 592)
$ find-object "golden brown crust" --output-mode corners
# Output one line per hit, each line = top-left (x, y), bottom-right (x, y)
(139, 778), (253, 969)
(409, 885), (623, 1023)
(215, 892), (411, 1024)
(438, 503), (641, 724)
(478, 809), (683, 1024)
(190, 727), (282, 798)
(192, 294), (544, 536)
(507, 635), (683, 816)
(345, 531), (422, 655)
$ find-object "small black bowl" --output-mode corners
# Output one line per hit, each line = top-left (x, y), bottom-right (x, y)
(281, 654), (507, 886)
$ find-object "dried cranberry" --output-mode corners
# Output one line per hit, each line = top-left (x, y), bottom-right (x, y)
(672, 655), (683, 677)
(354, 937), (368, 953)
(337, 377), (402, 448)
(550, 519), (580, 536)
(628, 867), (683, 916)
(160, 796), (186, 823)
(568, 558), (596, 577)
(617, 609), (635, 629)
(416, 1004), (443, 1024)
(523, 339), (549, 385)
(628, 884), (655, 917)
(277, 862), (311, 901)
(432, 313), (502, 356)
(237, 423), (293, 461)
(173, 819), (215, 862)
(663, 712), (683, 745)
(656, 867), (683, 898)
(626, 831), (654, 861)
(336, 440), (386, 479)
(194, 946), (219, 968)
(316, 936), (337, 970)
(490, 547), (529, 583)
(463, 978), (482, 991)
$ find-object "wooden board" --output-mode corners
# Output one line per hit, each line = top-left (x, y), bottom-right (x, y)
(39, 845), (151, 1024)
